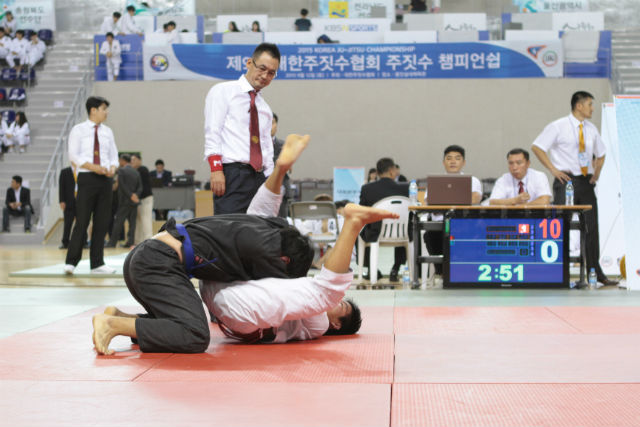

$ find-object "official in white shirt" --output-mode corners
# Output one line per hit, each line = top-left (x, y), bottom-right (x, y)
(120, 5), (143, 36)
(90, 135), (374, 355)
(26, 33), (46, 67)
(531, 90), (617, 286)
(100, 12), (122, 35)
(489, 148), (551, 206)
(99, 32), (122, 81)
(423, 145), (483, 276)
(0, 11), (16, 36)
(204, 43), (279, 214)
(6, 29), (28, 69)
(64, 97), (119, 276)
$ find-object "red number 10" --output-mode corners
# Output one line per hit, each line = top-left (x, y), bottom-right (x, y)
(538, 219), (561, 239)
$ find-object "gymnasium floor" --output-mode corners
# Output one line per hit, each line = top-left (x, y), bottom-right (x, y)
(1, 246), (638, 427)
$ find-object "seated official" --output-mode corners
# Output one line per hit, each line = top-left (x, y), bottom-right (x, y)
(423, 145), (482, 277)
(489, 148), (551, 206)
(2, 175), (32, 233)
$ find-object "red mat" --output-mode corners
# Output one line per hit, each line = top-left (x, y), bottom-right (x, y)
(394, 307), (579, 335)
(392, 383), (640, 427)
(394, 334), (640, 383)
(0, 381), (391, 427)
(548, 307), (640, 334)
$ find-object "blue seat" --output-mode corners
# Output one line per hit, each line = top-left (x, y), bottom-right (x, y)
(23, 29), (35, 39)
(37, 29), (53, 44)
(0, 88), (6, 102)
(19, 68), (36, 81)
(8, 87), (25, 101)
(1, 110), (16, 123)
(1, 68), (17, 81)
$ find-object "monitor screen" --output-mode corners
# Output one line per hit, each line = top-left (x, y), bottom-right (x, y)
(445, 217), (568, 287)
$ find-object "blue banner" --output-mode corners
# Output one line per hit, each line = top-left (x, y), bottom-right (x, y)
(333, 167), (365, 203)
(143, 40), (563, 81)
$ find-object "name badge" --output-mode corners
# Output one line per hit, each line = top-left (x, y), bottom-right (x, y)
(578, 151), (589, 168)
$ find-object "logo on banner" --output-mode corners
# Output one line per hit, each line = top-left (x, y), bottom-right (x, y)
(150, 54), (169, 72)
(329, 1), (348, 18)
(527, 45), (545, 58)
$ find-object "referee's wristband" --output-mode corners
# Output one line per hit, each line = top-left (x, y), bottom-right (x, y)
(208, 155), (223, 172)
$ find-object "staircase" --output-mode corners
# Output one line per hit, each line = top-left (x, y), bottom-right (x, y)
(612, 30), (640, 94)
(0, 32), (93, 245)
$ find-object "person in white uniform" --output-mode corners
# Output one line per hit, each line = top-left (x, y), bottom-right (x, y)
(4, 112), (30, 153)
(26, 33), (46, 67)
(100, 12), (122, 35)
(91, 134), (393, 354)
(6, 30), (28, 69)
(99, 32), (121, 81)
(165, 21), (180, 44)
(489, 148), (551, 206)
(120, 5), (143, 36)
(0, 28), (11, 59)
(0, 11), (17, 36)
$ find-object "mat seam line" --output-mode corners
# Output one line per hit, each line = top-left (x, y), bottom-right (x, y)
(544, 306), (584, 333)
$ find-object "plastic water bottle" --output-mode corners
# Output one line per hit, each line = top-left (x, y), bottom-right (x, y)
(402, 266), (411, 290)
(565, 180), (574, 206)
(588, 268), (597, 290)
(409, 180), (418, 206)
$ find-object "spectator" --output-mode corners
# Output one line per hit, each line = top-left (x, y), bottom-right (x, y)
(295, 8), (312, 31)
(120, 5), (143, 36)
(154, 159), (172, 186)
(227, 21), (239, 32)
(359, 157), (409, 282)
(409, 0), (427, 12)
(251, 21), (261, 32)
(58, 166), (77, 249)
(1, 111), (14, 154)
(165, 21), (180, 44)
(367, 167), (377, 183)
(106, 154), (142, 248)
(5, 112), (30, 153)
(271, 113), (290, 218)
(0, 11), (16, 36)
(64, 96), (119, 275)
(395, 164), (408, 182)
(99, 32), (122, 81)
(26, 32), (46, 67)
(6, 29), (28, 70)
(2, 175), (32, 233)
(100, 11), (122, 35)
(130, 153), (154, 244)
(0, 28), (10, 60)
(317, 34), (335, 44)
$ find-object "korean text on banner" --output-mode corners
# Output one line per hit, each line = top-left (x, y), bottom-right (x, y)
(334, 168), (365, 203)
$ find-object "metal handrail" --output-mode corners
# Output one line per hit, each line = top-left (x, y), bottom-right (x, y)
(37, 60), (93, 230)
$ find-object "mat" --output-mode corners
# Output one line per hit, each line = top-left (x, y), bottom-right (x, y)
(8, 253), (128, 278)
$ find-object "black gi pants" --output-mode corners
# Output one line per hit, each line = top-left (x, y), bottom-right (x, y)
(124, 239), (210, 353)
(214, 163), (266, 215)
(552, 173), (606, 279)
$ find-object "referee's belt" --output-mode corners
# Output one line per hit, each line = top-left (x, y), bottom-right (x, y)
(559, 172), (593, 181)
(223, 162), (263, 173)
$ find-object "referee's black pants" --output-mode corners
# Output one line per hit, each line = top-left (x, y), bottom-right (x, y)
(213, 163), (266, 215)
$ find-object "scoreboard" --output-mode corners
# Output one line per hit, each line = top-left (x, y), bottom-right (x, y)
(445, 217), (569, 287)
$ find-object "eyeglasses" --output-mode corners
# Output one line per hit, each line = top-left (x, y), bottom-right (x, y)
(252, 59), (277, 78)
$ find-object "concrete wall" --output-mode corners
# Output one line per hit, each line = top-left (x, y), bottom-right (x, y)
(93, 78), (611, 184)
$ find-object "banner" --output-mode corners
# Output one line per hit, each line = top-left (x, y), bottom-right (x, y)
(0, 0), (55, 30)
(126, 0), (196, 16)
(513, 0), (589, 13)
(319, 0), (395, 19)
(597, 103), (625, 276)
(311, 18), (391, 33)
(333, 167), (365, 203)
(551, 12), (604, 31)
(613, 95), (640, 290)
(143, 41), (563, 81)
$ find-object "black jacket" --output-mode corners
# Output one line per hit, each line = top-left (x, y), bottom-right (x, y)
(58, 166), (76, 210)
(5, 185), (33, 213)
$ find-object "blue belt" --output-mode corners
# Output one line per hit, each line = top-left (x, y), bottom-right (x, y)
(175, 223), (195, 278)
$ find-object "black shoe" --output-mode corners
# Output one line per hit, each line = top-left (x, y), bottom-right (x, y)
(24, 229), (31, 233)
(598, 277), (619, 287)
(389, 270), (399, 282)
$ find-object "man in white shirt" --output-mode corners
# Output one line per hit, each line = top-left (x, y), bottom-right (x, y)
(26, 33), (46, 67)
(165, 21), (180, 44)
(489, 148), (551, 206)
(531, 91), (617, 286)
(0, 28), (11, 59)
(0, 11), (16, 36)
(91, 134), (390, 355)
(99, 32), (121, 81)
(120, 5), (143, 36)
(64, 97), (119, 276)
(204, 43), (279, 214)
(423, 145), (483, 276)
(6, 29), (28, 69)
(100, 12), (123, 35)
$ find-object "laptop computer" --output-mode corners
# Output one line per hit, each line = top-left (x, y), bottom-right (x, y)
(426, 175), (472, 205)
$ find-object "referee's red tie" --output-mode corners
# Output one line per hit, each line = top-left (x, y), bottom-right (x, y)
(248, 90), (262, 172)
(518, 181), (524, 194)
(93, 124), (101, 165)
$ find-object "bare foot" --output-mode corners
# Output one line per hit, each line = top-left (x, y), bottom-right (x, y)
(92, 314), (115, 355)
(343, 203), (399, 228)
(104, 306), (138, 319)
(276, 134), (310, 170)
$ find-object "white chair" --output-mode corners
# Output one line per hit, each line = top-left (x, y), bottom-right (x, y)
(357, 196), (413, 284)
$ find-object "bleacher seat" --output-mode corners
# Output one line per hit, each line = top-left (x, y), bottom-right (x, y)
(19, 68), (36, 82)
(1, 109), (16, 123)
(37, 29), (53, 44)
(1, 68), (17, 82)
(0, 88), (6, 102)
(8, 87), (26, 102)
(23, 29), (35, 39)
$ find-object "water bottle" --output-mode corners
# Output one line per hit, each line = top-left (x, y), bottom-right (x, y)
(402, 266), (411, 290)
(588, 268), (597, 290)
(565, 180), (574, 206)
(409, 180), (418, 206)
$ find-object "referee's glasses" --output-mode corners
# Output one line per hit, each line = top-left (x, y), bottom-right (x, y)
(252, 59), (278, 79)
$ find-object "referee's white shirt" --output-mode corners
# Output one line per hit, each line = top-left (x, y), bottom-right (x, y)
(68, 120), (119, 174)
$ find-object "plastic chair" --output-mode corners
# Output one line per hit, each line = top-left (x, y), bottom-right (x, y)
(19, 68), (36, 82)
(8, 87), (25, 102)
(0, 88), (6, 102)
(37, 29), (53, 44)
(1, 109), (16, 123)
(357, 196), (414, 284)
(1, 68), (17, 82)
(289, 201), (340, 246)
(23, 29), (35, 39)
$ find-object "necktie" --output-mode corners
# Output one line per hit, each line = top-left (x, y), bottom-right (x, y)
(93, 124), (101, 165)
(578, 123), (587, 176)
(518, 181), (524, 194)
(248, 90), (262, 172)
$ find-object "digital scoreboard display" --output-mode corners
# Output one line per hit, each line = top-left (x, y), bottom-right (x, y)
(445, 217), (568, 287)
